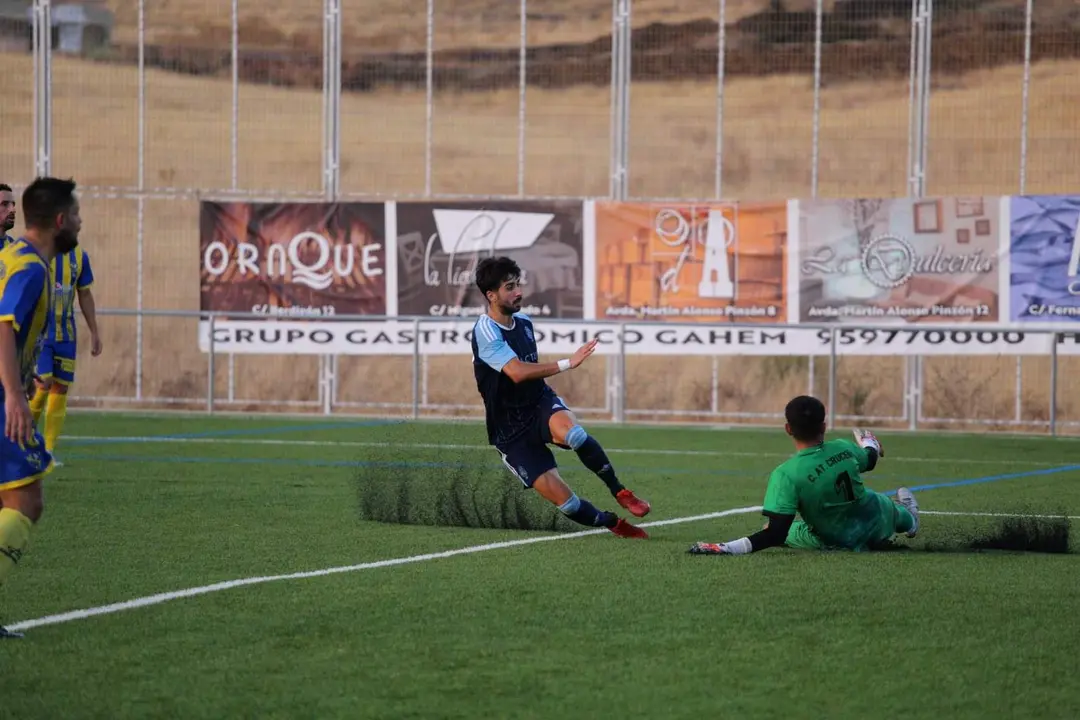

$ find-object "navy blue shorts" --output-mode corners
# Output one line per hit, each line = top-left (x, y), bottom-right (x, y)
(495, 390), (570, 489)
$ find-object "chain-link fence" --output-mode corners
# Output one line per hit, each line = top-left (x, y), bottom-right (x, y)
(3, 0), (1079, 432)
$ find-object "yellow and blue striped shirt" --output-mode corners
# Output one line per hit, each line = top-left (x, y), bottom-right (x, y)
(48, 247), (95, 343)
(0, 240), (54, 400)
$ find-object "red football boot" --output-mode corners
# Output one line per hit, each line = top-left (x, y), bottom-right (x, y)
(609, 518), (649, 539)
(615, 489), (651, 518)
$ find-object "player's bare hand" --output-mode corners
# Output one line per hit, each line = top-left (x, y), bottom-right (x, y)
(5, 393), (33, 445)
(35, 375), (53, 393)
(570, 338), (599, 369)
(90, 332), (103, 357)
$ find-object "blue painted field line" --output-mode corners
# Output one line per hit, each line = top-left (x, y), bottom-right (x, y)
(160, 419), (403, 439)
(67, 418), (403, 443)
(880, 463), (1080, 495)
(61, 454), (441, 470)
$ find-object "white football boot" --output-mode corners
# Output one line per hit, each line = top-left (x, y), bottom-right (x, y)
(895, 486), (920, 538)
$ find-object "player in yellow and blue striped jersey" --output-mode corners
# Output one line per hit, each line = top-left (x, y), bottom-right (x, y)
(0, 177), (82, 639)
(29, 242), (102, 466)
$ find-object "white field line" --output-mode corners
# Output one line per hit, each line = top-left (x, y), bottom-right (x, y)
(7, 505), (763, 633)
(921, 510), (1080, 520)
(64, 407), (1080, 443)
(63, 434), (1071, 467)
(13, 506), (1077, 633)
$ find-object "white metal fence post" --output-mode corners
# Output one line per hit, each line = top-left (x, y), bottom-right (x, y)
(32, 0), (52, 178)
(609, 0), (631, 201)
(135, 0), (146, 401)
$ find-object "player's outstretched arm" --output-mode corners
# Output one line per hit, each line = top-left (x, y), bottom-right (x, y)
(480, 335), (598, 384)
(689, 465), (798, 556)
(688, 513), (795, 556)
(501, 358), (565, 384)
(503, 338), (597, 383)
(851, 428), (883, 472)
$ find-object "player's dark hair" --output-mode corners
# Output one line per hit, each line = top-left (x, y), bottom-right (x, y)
(785, 395), (826, 442)
(0, 183), (12, 193)
(21, 176), (77, 230)
(475, 256), (521, 297)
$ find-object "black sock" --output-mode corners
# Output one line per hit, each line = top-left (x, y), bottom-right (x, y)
(574, 437), (625, 496)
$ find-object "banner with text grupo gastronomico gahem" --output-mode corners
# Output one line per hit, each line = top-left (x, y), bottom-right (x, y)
(197, 316), (1080, 357)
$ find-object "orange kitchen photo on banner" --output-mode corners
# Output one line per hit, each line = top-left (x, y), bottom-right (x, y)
(593, 202), (787, 322)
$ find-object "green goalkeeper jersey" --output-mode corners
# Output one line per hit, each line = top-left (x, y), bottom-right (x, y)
(762, 438), (888, 550)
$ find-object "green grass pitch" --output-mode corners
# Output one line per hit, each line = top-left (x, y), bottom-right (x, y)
(3, 412), (1080, 719)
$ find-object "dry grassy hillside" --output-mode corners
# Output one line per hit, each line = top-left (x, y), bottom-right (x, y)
(1, 42), (1078, 429)
(94, 1), (1080, 100)
(103, 0), (782, 52)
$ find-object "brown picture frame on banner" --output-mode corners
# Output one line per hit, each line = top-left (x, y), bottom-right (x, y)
(954, 197), (984, 218)
(913, 200), (942, 234)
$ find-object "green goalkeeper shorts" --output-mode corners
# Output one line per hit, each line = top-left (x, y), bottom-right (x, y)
(784, 492), (905, 552)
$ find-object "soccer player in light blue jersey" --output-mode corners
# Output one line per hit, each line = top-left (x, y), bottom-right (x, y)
(471, 256), (650, 539)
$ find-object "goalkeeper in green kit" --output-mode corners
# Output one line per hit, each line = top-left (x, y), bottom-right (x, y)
(689, 395), (920, 556)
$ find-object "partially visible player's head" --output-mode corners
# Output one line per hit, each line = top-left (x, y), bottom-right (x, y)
(784, 395), (827, 446)
(21, 176), (80, 255)
(0, 183), (15, 234)
(476, 255), (523, 316)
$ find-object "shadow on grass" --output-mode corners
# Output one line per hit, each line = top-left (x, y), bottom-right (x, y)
(873, 513), (1072, 555)
(354, 449), (583, 533)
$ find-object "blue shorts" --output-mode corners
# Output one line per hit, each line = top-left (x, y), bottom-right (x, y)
(495, 389), (571, 489)
(36, 340), (77, 386)
(0, 428), (54, 491)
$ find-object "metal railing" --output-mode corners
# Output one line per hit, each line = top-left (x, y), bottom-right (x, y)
(65, 309), (1075, 436)
(8, 0), (1079, 432)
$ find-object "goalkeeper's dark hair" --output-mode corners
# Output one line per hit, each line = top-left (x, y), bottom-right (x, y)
(475, 256), (521, 296)
(786, 395), (827, 442)
(0, 183), (12, 193)
(21, 177), (77, 230)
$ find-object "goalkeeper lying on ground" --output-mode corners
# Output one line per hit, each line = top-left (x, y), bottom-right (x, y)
(689, 395), (920, 556)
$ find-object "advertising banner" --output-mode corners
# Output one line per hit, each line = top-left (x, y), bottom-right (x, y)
(593, 202), (788, 323)
(394, 201), (585, 320)
(793, 197), (1003, 325)
(194, 197), (1078, 358)
(199, 318), (1080, 357)
(199, 201), (387, 319)
(1008, 194), (1080, 324)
